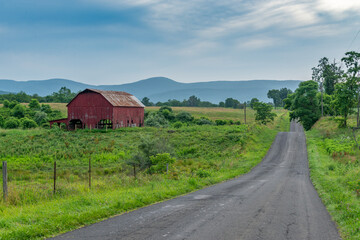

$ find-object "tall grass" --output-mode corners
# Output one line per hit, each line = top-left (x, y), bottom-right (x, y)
(0, 110), (289, 239)
(307, 117), (360, 240)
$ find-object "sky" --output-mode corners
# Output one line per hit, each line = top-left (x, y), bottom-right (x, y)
(0, 0), (360, 85)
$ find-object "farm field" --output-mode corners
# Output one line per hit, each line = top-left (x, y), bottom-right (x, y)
(0, 107), (289, 239)
(44, 103), (286, 123)
(306, 116), (360, 240)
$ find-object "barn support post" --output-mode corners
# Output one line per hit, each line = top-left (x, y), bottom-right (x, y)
(53, 161), (57, 195)
(2, 161), (8, 202)
(88, 157), (92, 189)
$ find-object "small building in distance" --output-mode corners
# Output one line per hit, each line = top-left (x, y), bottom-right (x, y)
(49, 89), (145, 130)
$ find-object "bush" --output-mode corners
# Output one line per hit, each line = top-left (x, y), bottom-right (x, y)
(149, 153), (176, 173)
(215, 119), (227, 126)
(173, 121), (183, 128)
(195, 117), (213, 125)
(176, 111), (194, 123)
(0, 115), (4, 128)
(11, 104), (26, 118)
(34, 111), (48, 125)
(145, 112), (169, 127)
(196, 169), (211, 178)
(4, 117), (20, 129)
(21, 118), (38, 129)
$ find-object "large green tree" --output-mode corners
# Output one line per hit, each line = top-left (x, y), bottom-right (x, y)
(333, 82), (355, 127)
(253, 102), (276, 125)
(341, 51), (360, 126)
(288, 80), (320, 130)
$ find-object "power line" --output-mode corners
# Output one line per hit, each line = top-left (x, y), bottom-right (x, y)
(347, 28), (360, 52)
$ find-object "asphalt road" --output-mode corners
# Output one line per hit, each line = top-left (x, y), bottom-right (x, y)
(51, 121), (341, 240)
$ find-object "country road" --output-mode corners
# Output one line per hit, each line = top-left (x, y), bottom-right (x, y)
(51, 121), (341, 240)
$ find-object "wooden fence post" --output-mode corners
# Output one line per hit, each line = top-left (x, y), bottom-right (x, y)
(166, 163), (169, 174)
(89, 157), (91, 189)
(53, 161), (57, 195)
(2, 161), (7, 201)
(133, 165), (136, 179)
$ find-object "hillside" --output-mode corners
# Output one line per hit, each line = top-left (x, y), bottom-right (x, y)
(0, 90), (9, 95)
(0, 77), (302, 103)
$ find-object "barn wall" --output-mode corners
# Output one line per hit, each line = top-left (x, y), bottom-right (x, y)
(113, 107), (144, 128)
(67, 92), (113, 128)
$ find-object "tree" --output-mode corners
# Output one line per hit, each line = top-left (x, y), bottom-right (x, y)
(187, 95), (201, 107)
(279, 88), (293, 105)
(225, 98), (240, 108)
(250, 98), (259, 109)
(341, 51), (360, 126)
(267, 89), (281, 108)
(253, 102), (276, 124)
(141, 97), (153, 106)
(11, 104), (26, 118)
(289, 80), (320, 130)
(29, 99), (40, 110)
(21, 118), (38, 129)
(4, 117), (20, 129)
(333, 82), (356, 127)
(312, 57), (328, 117)
(325, 60), (343, 95)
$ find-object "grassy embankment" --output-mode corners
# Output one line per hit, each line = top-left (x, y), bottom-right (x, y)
(0, 107), (288, 239)
(306, 117), (360, 240)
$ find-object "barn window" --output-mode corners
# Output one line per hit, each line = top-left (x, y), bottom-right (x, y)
(97, 119), (113, 129)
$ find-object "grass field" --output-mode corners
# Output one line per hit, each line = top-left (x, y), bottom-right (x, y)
(0, 107), (289, 239)
(306, 116), (360, 240)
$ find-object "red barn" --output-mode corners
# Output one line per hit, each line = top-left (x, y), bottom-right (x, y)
(49, 89), (145, 130)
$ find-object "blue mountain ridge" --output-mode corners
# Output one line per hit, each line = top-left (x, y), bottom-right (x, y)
(0, 77), (302, 103)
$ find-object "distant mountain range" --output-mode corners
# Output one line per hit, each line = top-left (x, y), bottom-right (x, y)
(0, 90), (9, 95)
(0, 77), (302, 103)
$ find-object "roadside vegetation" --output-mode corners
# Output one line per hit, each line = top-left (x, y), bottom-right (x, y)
(306, 116), (360, 240)
(0, 106), (288, 239)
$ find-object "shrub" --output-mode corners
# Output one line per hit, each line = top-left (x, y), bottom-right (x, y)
(195, 117), (213, 125)
(21, 118), (38, 129)
(159, 106), (173, 112)
(4, 117), (20, 129)
(11, 104), (26, 118)
(34, 111), (48, 125)
(160, 109), (175, 121)
(149, 153), (176, 173)
(173, 121), (183, 128)
(176, 111), (194, 123)
(0, 115), (4, 128)
(145, 112), (169, 127)
(215, 119), (227, 126)
(196, 169), (211, 178)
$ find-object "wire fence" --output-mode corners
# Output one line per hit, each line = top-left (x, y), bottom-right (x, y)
(0, 159), (140, 205)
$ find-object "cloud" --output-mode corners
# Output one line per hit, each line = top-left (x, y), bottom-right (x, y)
(238, 37), (279, 50)
(316, 0), (360, 18)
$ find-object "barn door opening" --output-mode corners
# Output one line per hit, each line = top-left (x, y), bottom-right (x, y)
(69, 119), (83, 130)
(97, 119), (113, 129)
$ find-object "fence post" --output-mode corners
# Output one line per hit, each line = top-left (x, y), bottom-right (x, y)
(2, 161), (7, 201)
(133, 165), (136, 179)
(89, 157), (91, 189)
(166, 163), (169, 174)
(53, 161), (57, 195)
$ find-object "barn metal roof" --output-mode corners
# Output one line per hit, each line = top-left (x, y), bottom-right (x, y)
(69, 89), (145, 107)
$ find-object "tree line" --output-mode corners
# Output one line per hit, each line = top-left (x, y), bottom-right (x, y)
(0, 87), (77, 104)
(285, 51), (360, 130)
